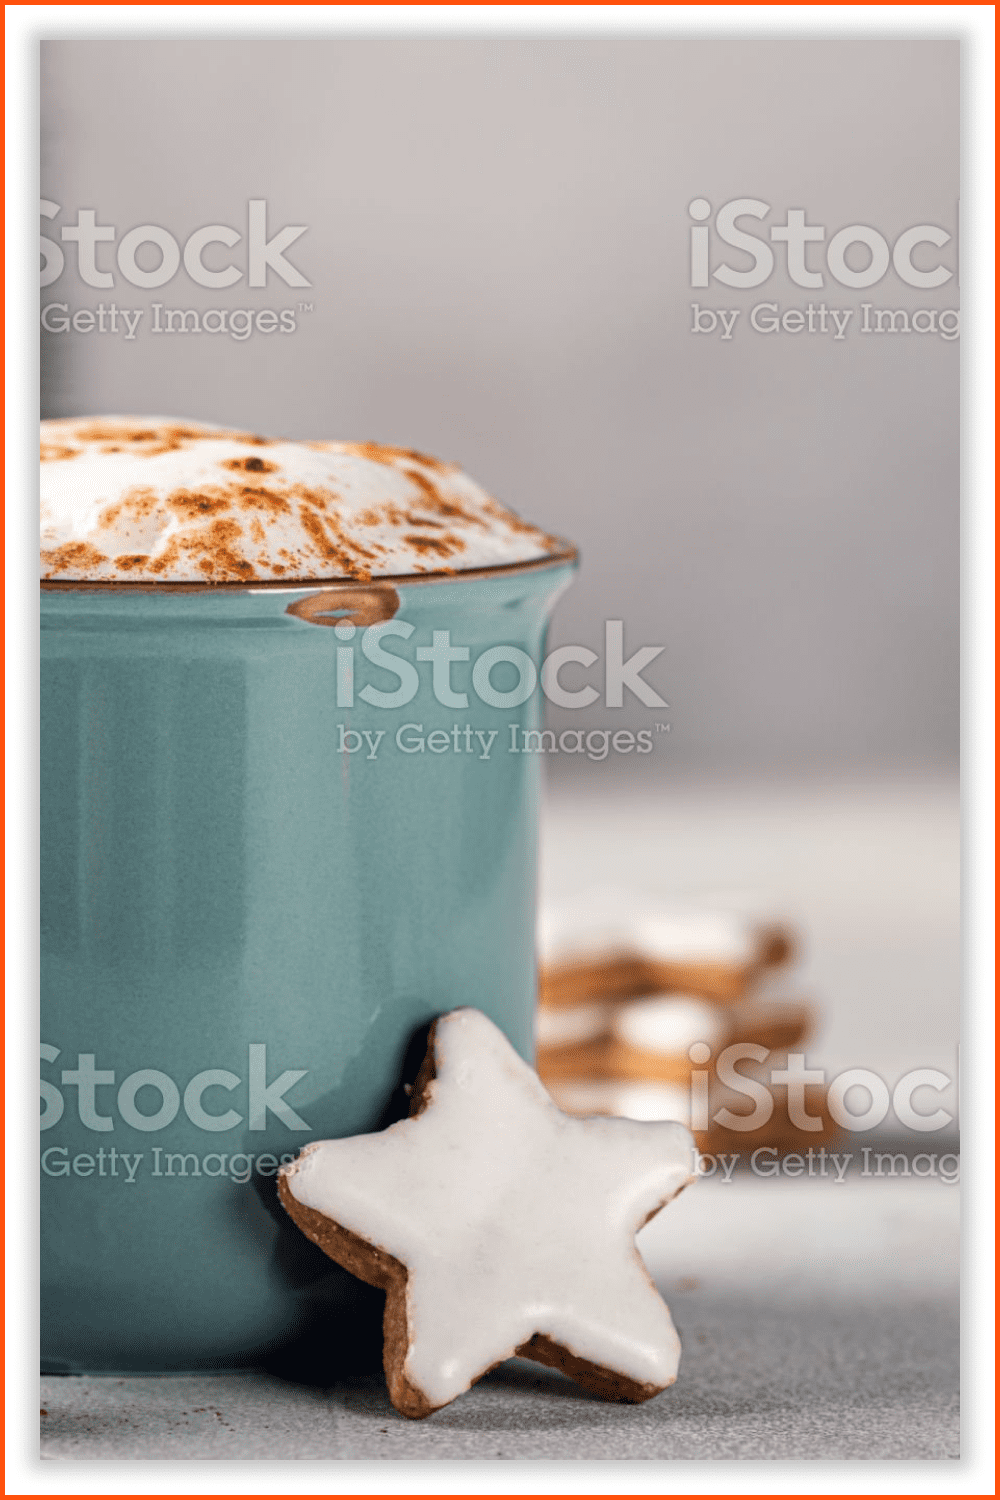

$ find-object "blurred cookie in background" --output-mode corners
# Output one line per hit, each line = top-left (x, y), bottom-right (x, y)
(537, 889), (834, 1155)
(538, 888), (795, 1006)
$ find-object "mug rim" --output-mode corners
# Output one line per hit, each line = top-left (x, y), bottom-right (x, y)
(39, 539), (578, 594)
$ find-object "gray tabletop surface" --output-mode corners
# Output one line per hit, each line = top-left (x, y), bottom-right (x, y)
(41, 1173), (959, 1462)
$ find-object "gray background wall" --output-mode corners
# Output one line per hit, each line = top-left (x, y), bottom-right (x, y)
(40, 38), (959, 774)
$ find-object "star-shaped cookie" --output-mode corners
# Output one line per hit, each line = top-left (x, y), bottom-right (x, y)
(278, 1007), (697, 1418)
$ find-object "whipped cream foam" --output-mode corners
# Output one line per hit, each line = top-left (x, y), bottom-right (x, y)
(40, 417), (563, 584)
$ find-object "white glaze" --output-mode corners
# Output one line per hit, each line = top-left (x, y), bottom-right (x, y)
(539, 889), (757, 968)
(536, 898), (637, 966)
(632, 910), (756, 965)
(40, 417), (558, 582)
(547, 1077), (691, 1126)
(535, 994), (728, 1056)
(612, 995), (729, 1055)
(534, 1000), (610, 1049)
(281, 1008), (696, 1410)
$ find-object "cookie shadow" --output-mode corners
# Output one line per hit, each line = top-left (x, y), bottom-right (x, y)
(428, 1360), (631, 1433)
(333, 1356), (620, 1433)
(250, 1021), (436, 1387)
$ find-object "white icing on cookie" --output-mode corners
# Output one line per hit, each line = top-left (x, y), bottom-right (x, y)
(534, 1000), (610, 1049)
(534, 995), (728, 1056)
(631, 910), (756, 964)
(40, 416), (561, 583)
(612, 995), (730, 1056)
(547, 1077), (691, 1125)
(280, 1008), (696, 1410)
(536, 896), (636, 966)
(539, 889), (757, 968)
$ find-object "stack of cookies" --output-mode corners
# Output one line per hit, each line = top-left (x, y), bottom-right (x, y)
(537, 890), (834, 1154)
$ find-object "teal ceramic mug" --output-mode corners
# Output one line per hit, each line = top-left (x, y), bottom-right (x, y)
(40, 553), (575, 1373)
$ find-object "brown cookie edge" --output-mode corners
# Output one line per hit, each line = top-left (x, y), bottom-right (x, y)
(276, 1018), (452, 1419)
(514, 1332), (667, 1404)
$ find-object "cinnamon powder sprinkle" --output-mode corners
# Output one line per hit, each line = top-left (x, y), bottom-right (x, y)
(343, 441), (455, 474)
(41, 541), (108, 575)
(235, 485), (292, 517)
(403, 533), (468, 558)
(166, 490), (234, 521)
(221, 456), (279, 475)
(297, 509), (372, 579)
(97, 488), (160, 530)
